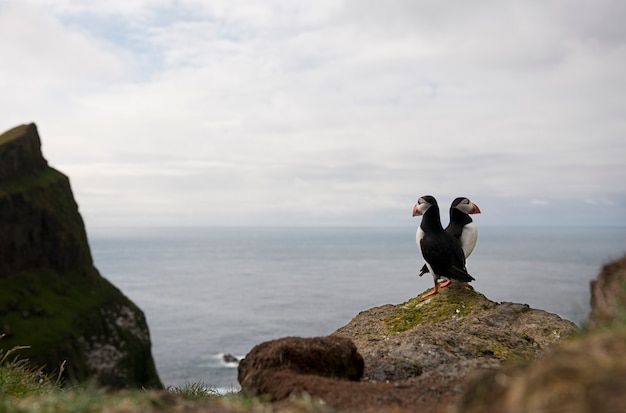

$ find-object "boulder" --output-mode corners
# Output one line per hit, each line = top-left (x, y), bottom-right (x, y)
(333, 282), (577, 383)
(223, 353), (239, 363)
(238, 335), (364, 398)
(0, 123), (162, 389)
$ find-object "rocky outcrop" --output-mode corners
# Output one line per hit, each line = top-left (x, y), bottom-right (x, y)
(237, 283), (577, 413)
(333, 283), (576, 384)
(457, 254), (626, 413)
(0, 123), (48, 182)
(0, 124), (92, 279)
(0, 123), (162, 389)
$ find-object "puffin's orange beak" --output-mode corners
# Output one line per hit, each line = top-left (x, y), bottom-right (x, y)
(412, 203), (420, 217)
(471, 203), (481, 214)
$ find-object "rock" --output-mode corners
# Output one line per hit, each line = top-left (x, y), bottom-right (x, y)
(238, 336), (364, 398)
(223, 353), (239, 363)
(588, 253), (626, 329)
(0, 123), (162, 389)
(333, 282), (577, 383)
(457, 329), (626, 413)
(0, 123), (48, 182)
(456, 254), (626, 413)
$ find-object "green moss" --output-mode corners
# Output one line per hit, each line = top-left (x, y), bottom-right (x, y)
(0, 267), (123, 366)
(0, 167), (67, 199)
(384, 286), (488, 334)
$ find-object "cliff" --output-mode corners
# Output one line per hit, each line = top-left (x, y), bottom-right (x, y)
(0, 123), (162, 389)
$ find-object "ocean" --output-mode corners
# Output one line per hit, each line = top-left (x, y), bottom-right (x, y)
(88, 226), (626, 391)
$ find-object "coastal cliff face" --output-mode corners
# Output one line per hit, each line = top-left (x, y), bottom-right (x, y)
(0, 123), (162, 389)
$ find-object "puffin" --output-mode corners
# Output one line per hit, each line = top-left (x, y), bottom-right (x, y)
(412, 195), (475, 298)
(418, 197), (481, 280)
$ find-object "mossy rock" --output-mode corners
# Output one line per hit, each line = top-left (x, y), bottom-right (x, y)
(333, 282), (578, 382)
(385, 284), (487, 334)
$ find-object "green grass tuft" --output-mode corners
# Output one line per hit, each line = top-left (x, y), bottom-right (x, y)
(166, 382), (225, 400)
(1, 344), (58, 401)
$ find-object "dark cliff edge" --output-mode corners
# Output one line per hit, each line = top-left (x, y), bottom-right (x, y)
(0, 123), (162, 389)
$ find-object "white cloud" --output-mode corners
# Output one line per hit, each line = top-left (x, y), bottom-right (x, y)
(1, 0), (625, 227)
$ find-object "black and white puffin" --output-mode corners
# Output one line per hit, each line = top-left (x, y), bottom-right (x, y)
(412, 195), (475, 298)
(419, 197), (481, 278)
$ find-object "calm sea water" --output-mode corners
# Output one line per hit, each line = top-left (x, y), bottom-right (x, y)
(88, 226), (626, 390)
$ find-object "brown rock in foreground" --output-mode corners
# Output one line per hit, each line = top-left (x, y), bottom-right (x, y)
(457, 253), (626, 413)
(457, 329), (626, 413)
(238, 336), (455, 413)
(238, 336), (364, 398)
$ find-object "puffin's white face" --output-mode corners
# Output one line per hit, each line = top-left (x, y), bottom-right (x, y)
(412, 196), (434, 217)
(455, 198), (481, 215)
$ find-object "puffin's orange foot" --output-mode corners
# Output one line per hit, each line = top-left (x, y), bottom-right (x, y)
(463, 282), (474, 290)
(421, 284), (439, 298)
(439, 280), (452, 288)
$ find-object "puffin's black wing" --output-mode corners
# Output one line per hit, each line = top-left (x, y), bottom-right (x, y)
(420, 233), (474, 283)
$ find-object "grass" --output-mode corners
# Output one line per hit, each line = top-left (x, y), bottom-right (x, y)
(166, 382), (225, 399)
(0, 344), (332, 413)
(0, 346), (194, 413)
(0, 345), (58, 400)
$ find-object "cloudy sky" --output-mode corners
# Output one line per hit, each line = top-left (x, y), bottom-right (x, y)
(1, 0), (625, 228)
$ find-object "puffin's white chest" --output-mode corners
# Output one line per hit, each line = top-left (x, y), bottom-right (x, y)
(416, 227), (436, 276)
(459, 222), (478, 258)
(416, 227), (425, 249)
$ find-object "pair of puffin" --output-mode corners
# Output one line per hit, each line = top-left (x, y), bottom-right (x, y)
(412, 196), (481, 298)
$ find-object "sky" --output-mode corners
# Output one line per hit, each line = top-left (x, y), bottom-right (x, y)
(1, 0), (625, 228)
